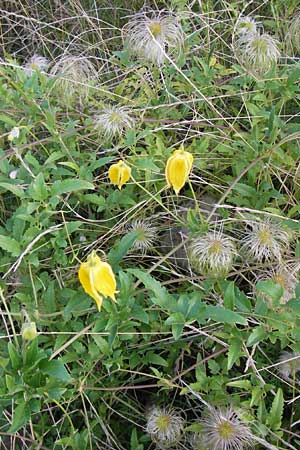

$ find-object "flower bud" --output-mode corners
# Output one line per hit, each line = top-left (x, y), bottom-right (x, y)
(165, 148), (193, 195)
(22, 322), (37, 341)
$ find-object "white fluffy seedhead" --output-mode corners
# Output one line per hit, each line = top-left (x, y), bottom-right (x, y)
(236, 16), (257, 36)
(123, 11), (184, 65)
(236, 31), (280, 74)
(94, 105), (134, 140)
(241, 218), (291, 262)
(23, 54), (49, 76)
(193, 407), (255, 450)
(188, 230), (237, 276)
(127, 219), (158, 252)
(286, 12), (300, 54)
(50, 55), (98, 104)
(277, 351), (300, 379)
(146, 405), (185, 447)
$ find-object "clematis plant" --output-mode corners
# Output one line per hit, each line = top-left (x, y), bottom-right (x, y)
(78, 251), (118, 311)
(165, 147), (193, 195)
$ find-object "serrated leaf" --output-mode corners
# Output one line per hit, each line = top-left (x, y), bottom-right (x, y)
(52, 179), (94, 196)
(267, 388), (284, 430)
(0, 234), (21, 256)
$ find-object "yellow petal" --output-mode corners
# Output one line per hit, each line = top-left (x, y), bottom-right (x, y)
(108, 163), (121, 186)
(90, 261), (117, 302)
(119, 165), (131, 189)
(165, 149), (193, 195)
(78, 261), (103, 311)
(108, 161), (131, 189)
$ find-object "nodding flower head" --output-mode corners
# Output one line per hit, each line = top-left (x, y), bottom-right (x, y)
(188, 230), (237, 276)
(50, 55), (98, 104)
(94, 105), (134, 140)
(123, 11), (184, 65)
(127, 219), (158, 252)
(277, 351), (300, 379)
(241, 218), (291, 262)
(146, 405), (185, 447)
(23, 54), (49, 76)
(193, 407), (254, 450)
(236, 31), (280, 74)
(236, 16), (257, 36)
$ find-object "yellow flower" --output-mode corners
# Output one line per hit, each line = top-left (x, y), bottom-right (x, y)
(78, 251), (117, 311)
(108, 160), (131, 189)
(165, 148), (193, 195)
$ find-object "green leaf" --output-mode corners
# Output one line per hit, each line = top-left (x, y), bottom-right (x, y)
(108, 231), (139, 267)
(146, 352), (168, 367)
(129, 269), (176, 310)
(256, 280), (283, 302)
(227, 338), (242, 370)
(52, 179), (94, 196)
(226, 380), (252, 389)
(0, 182), (24, 198)
(40, 359), (71, 382)
(30, 173), (48, 201)
(8, 342), (22, 369)
(224, 282), (235, 310)
(204, 306), (247, 325)
(246, 326), (266, 347)
(24, 338), (38, 367)
(0, 234), (21, 256)
(91, 335), (111, 355)
(8, 402), (31, 433)
(267, 388), (284, 430)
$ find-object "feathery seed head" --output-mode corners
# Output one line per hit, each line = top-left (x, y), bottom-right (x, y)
(241, 218), (291, 262)
(127, 219), (157, 252)
(50, 55), (98, 104)
(146, 406), (184, 447)
(277, 351), (300, 379)
(188, 230), (236, 276)
(237, 32), (280, 74)
(236, 16), (257, 36)
(23, 54), (49, 76)
(286, 12), (300, 53)
(193, 407), (254, 450)
(94, 105), (134, 140)
(123, 11), (184, 65)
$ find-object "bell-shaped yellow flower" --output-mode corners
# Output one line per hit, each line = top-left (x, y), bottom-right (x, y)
(165, 148), (193, 195)
(108, 160), (131, 189)
(78, 251), (117, 311)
